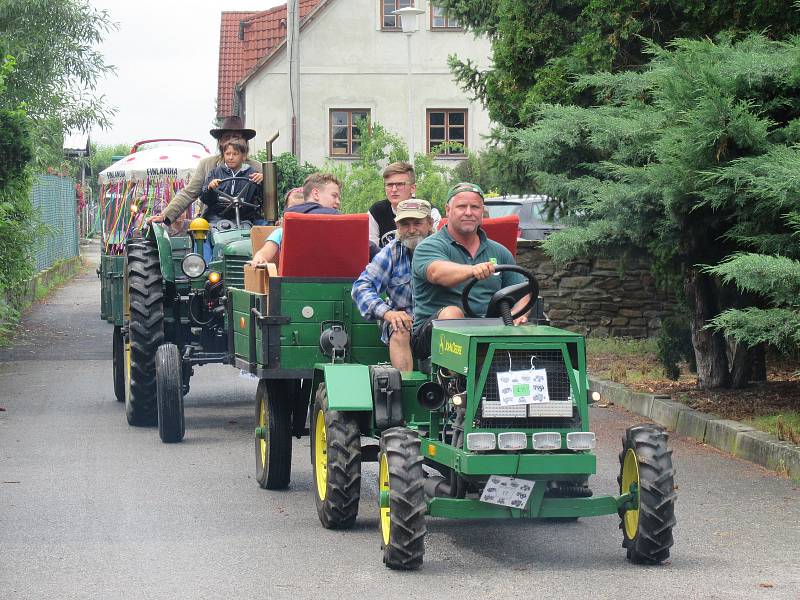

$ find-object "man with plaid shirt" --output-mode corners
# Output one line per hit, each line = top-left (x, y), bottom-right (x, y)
(352, 199), (434, 371)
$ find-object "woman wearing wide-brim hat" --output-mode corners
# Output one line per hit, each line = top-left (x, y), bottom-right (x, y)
(149, 116), (263, 225)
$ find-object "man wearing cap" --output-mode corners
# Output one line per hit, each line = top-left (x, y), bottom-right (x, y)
(352, 199), (435, 371)
(410, 182), (530, 359)
(148, 116), (264, 225)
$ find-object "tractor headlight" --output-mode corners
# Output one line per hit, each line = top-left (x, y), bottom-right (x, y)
(566, 432), (596, 450)
(498, 432), (527, 451)
(466, 432), (496, 451)
(181, 253), (207, 278)
(532, 432), (561, 451)
(591, 391), (601, 402)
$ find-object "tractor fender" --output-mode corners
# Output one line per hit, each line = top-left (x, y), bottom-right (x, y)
(150, 224), (176, 283)
(313, 364), (374, 412)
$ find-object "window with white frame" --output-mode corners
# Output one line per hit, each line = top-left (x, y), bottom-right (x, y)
(427, 109), (467, 155)
(330, 109), (371, 157)
(381, 0), (414, 30)
(431, 3), (461, 29)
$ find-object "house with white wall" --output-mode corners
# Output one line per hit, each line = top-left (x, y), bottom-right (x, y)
(217, 1), (493, 167)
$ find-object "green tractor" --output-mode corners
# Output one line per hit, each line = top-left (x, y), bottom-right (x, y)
(229, 223), (677, 570)
(98, 139), (214, 407)
(122, 134), (281, 443)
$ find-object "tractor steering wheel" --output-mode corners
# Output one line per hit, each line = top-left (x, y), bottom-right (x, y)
(213, 176), (261, 215)
(461, 264), (539, 325)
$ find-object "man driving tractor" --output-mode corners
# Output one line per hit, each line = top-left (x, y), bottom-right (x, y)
(410, 182), (531, 360)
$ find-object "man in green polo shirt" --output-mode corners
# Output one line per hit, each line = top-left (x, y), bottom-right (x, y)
(410, 182), (531, 359)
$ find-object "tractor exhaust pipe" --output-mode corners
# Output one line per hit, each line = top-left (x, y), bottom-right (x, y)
(261, 132), (280, 223)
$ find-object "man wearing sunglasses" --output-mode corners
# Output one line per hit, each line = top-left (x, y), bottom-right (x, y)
(368, 161), (441, 248)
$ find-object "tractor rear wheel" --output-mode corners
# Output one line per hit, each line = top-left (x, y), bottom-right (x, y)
(618, 424), (677, 565)
(379, 427), (427, 570)
(254, 379), (292, 489)
(112, 325), (124, 402)
(156, 343), (185, 443)
(125, 241), (164, 426)
(311, 383), (361, 529)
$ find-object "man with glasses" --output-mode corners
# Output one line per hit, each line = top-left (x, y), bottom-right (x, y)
(368, 161), (441, 249)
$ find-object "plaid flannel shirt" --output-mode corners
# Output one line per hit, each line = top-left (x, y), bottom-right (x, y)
(352, 240), (413, 342)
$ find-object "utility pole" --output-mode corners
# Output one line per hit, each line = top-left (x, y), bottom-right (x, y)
(287, 0), (301, 159)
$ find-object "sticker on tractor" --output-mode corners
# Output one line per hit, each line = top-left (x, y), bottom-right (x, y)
(480, 475), (536, 508)
(497, 368), (549, 405)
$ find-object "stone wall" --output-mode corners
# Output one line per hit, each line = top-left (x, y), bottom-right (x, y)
(516, 242), (674, 338)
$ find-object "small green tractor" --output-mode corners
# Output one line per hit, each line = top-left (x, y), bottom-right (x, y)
(230, 252), (677, 569)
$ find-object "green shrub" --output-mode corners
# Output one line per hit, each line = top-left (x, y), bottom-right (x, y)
(657, 316), (696, 380)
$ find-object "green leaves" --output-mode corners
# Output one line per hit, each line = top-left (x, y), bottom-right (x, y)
(0, 0), (117, 166)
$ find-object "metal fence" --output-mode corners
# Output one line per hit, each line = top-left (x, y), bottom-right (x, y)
(31, 175), (79, 271)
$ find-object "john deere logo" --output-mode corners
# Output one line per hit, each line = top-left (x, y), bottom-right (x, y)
(439, 336), (463, 356)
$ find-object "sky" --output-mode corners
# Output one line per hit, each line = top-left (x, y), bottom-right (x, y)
(89, 0), (283, 150)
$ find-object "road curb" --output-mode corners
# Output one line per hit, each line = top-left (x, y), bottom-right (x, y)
(588, 375), (800, 480)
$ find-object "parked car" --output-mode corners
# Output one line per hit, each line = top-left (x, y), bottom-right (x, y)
(484, 195), (564, 241)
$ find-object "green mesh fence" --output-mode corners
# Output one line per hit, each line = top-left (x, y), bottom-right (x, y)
(31, 175), (79, 271)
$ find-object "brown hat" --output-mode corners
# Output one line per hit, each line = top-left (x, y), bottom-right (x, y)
(395, 199), (432, 222)
(210, 115), (256, 140)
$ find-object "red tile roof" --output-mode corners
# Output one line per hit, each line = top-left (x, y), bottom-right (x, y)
(217, 1), (323, 118)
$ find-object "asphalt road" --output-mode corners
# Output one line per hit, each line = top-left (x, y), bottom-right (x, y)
(1, 244), (798, 600)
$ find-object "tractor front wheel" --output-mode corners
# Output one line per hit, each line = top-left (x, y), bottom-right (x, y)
(156, 343), (185, 443)
(311, 383), (361, 529)
(125, 241), (164, 426)
(254, 379), (292, 489)
(379, 427), (427, 570)
(618, 424), (677, 565)
(112, 325), (124, 403)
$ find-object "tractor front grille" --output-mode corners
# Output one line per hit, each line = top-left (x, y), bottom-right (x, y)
(223, 255), (247, 289)
(477, 348), (581, 430)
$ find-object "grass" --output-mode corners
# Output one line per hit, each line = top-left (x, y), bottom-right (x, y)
(586, 335), (800, 445)
(744, 412), (800, 445)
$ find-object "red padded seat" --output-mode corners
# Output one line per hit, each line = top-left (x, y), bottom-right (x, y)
(278, 212), (369, 277)
(437, 215), (520, 256)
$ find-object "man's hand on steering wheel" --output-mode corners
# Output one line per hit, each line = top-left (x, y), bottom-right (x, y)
(461, 264), (539, 326)
(470, 261), (495, 280)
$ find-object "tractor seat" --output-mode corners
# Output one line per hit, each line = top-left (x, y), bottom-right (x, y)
(278, 212), (370, 278)
(437, 215), (520, 257)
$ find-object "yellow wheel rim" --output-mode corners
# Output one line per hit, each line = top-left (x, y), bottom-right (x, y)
(258, 396), (267, 468)
(314, 409), (327, 500)
(379, 453), (390, 546)
(621, 448), (640, 539)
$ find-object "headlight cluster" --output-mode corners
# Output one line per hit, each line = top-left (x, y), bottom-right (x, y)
(181, 253), (207, 278)
(465, 431), (596, 452)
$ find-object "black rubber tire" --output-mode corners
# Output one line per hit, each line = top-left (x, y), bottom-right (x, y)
(311, 383), (361, 529)
(156, 343), (185, 443)
(112, 325), (125, 403)
(618, 424), (677, 565)
(125, 241), (164, 426)
(379, 427), (427, 570)
(254, 379), (292, 489)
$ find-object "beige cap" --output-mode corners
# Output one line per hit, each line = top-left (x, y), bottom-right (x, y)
(394, 199), (432, 222)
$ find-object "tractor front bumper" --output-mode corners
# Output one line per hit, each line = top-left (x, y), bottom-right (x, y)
(421, 439), (596, 477)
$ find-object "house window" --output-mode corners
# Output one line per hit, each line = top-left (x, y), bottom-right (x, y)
(431, 4), (461, 29)
(330, 109), (370, 157)
(382, 0), (414, 30)
(427, 109), (467, 155)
